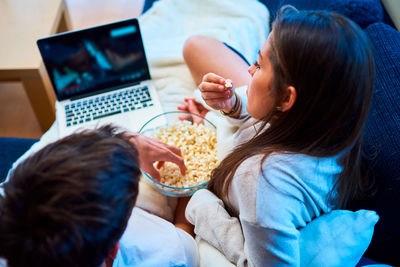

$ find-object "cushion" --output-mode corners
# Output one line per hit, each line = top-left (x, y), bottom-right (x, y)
(327, 0), (383, 28)
(359, 22), (400, 266)
(300, 210), (379, 267)
(0, 137), (38, 182)
(197, 210), (380, 267)
(260, 0), (331, 21)
(142, 0), (159, 14)
(260, 0), (383, 28)
(356, 257), (383, 267)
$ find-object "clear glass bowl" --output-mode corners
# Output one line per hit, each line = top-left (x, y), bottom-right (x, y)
(138, 111), (217, 197)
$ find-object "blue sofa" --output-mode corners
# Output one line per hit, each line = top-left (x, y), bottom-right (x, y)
(1, 0), (399, 265)
(262, 2), (400, 266)
(260, 2), (400, 266)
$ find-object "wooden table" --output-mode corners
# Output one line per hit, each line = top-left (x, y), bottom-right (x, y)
(0, 0), (72, 131)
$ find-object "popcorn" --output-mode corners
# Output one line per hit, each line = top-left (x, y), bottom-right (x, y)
(151, 121), (218, 188)
(224, 79), (232, 88)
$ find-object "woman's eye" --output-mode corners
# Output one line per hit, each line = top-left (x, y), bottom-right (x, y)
(253, 61), (261, 69)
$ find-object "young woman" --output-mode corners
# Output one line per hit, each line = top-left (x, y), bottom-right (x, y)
(180, 6), (375, 266)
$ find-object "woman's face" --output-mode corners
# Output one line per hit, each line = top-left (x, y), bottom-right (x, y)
(246, 35), (277, 120)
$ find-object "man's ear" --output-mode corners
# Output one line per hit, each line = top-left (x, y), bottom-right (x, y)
(281, 86), (296, 112)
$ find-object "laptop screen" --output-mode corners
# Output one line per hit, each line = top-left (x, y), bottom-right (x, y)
(37, 18), (151, 101)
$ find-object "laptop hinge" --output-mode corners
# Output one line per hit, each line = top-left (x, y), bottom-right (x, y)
(69, 82), (142, 101)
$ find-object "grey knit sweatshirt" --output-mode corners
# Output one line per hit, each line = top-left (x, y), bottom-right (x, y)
(186, 93), (342, 266)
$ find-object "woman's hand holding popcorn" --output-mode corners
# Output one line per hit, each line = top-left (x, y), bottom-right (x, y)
(198, 72), (236, 113)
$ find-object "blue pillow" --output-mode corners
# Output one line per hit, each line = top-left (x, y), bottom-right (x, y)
(300, 210), (379, 267)
(0, 137), (38, 182)
(361, 22), (400, 266)
(327, 0), (383, 28)
(261, 0), (383, 28)
(196, 210), (380, 267)
(142, 0), (159, 14)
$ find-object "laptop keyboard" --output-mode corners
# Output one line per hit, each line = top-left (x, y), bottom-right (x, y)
(64, 85), (154, 127)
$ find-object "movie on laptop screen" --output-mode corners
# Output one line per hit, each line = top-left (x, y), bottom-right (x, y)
(38, 20), (150, 100)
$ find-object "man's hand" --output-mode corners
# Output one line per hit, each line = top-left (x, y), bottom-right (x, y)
(129, 134), (186, 181)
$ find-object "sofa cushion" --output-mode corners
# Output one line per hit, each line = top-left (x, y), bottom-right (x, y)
(360, 22), (400, 266)
(299, 210), (379, 267)
(143, 0), (159, 14)
(262, 0), (383, 28)
(327, 0), (383, 28)
(196, 210), (380, 267)
(0, 137), (38, 183)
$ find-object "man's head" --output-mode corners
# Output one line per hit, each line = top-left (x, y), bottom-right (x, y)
(0, 125), (140, 267)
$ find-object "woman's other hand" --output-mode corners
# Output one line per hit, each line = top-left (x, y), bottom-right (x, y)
(177, 98), (209, 124)
(199, 73), (236, 113)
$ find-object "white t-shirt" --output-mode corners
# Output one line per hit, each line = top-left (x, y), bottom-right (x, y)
(114, 207), (198, 267)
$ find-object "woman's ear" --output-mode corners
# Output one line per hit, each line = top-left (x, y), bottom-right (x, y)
(281, 86), (296, 112)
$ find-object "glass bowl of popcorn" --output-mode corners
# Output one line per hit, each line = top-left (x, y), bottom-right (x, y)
(138, 111), (217, 197)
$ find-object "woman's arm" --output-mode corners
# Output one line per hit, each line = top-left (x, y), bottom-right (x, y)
(236, 154), (335, 266)
(183, 35), (251, 87)
(186, 153), (327, 266)
(185, 185), (302, 267)
(186, 189), (250, 266)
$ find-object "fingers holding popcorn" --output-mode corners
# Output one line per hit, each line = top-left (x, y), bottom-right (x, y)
(201, 72), (225, 84)
(199, 73), (236, 112)
(224, 79), (233, 88)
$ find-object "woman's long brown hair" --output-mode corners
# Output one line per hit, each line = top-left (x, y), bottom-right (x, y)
(208, 7), (375, 209)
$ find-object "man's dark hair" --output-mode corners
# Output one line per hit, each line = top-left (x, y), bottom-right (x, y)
(0, 125), (141, 267)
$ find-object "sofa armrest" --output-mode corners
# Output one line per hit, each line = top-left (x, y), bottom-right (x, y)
(0, 137), (38, 183)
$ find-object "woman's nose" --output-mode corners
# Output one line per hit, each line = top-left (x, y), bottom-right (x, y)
(248, 65), (255, 76)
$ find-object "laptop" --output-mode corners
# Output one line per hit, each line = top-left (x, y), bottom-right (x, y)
(37, 18), (164, 137)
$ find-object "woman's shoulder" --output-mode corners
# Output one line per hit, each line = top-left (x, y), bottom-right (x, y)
(263, 152), (343, 178)
(255, 152), (342, 221)
(236, 152), (342, 186)
(230, 152), (342, 222)
(259, 152), (342, 197)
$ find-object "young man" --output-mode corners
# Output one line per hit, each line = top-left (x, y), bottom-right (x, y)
(0, 125), (197, 267)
